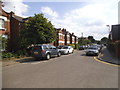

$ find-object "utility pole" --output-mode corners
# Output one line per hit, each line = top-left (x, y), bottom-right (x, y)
(106, 25), (110, 33)
(81, 32), (83, 38)
(14, 5), (15, 13)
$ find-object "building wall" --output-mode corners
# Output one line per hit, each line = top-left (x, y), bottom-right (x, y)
(111, 24), (120, 41)
(58, 32), (65, 45)
(0, 10), (10, 38)
(54, 28), (78, 47)
(0, 8), (11, 51)
(9, 12), (22, 51)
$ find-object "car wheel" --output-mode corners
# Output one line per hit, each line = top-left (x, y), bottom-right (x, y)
(67, 51), (69, 54)
(72, 50), (74, 53)
(57, 52), (61, 57)
(96, 53), (99, 56)
(46, 53), (50, 60)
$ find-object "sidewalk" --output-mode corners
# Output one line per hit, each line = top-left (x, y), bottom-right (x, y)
(2, 57), (34, 67)
(98, 47), (120, 65)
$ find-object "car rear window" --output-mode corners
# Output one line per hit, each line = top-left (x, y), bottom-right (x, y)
(33, 46), (42, 50)
(63, 46), (68, 49)
(88, 47), (97, 49)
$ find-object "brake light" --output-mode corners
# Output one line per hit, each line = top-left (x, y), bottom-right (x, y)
(42, 50), (44, 53)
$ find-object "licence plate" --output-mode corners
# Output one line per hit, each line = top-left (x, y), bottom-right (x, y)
(89, 52), (94, 54)
(34, 52), (38, 54)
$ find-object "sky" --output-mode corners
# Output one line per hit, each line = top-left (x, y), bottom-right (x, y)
(2, 0), (119, 40)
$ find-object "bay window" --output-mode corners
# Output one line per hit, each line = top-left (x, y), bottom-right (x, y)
(0, 18), (4, 29)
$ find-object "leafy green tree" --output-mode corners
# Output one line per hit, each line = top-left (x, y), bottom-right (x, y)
(78, 38), (91, 46)
(88, 36), (95, 43)
(101, 37), (108, 44)
(20, 13), (56, 49)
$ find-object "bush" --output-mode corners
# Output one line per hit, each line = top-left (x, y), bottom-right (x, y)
(2, 52), (14, 60)
(68, 44), (75, 49)
(1, 49), (29, 60)
(15, 50), (27, 58)
(74, 43), (79, 49)
(107, 41), (120, 57)
(107, 42), (115, 53)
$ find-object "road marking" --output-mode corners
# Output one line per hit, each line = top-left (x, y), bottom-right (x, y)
(93, 57), (120, 67)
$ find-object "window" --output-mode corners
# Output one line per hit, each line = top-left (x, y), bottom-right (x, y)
(0, 18), (4, 29)
(43, 45), (48, 49)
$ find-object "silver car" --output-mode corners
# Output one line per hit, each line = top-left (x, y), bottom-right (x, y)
(32, 44), (61, 60)
(59, 46), (74, 54)
(85, 46), (99, 56)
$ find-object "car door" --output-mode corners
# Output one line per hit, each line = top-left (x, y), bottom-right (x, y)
(51, 46), (58, 55)
(48, 45), (53, 56)
(69, 46), (73, 53)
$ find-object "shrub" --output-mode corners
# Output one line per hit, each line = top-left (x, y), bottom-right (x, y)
(107, 42), (115, 53)
(15, 50), (27, 58)
(74, 43), (79, 49)
(68, 44), (75, 49)
(2, 52), (14, 60)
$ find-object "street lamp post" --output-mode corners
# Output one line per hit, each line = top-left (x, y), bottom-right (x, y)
(106, 25), (112, 40)
(106, 25), (110, 32)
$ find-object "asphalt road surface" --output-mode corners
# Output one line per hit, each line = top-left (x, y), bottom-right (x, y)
(2, 50), (118, 88)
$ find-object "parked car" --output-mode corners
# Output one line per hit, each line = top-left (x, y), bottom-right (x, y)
(90, 44), (102, 52)
(31, 44), (61, 60)
(79, 46), (85, 50)
(85, 46), (99, 56)
(60, 46), (74, 54)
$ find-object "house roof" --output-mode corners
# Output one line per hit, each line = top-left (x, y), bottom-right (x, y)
(12, 14), (24, 22)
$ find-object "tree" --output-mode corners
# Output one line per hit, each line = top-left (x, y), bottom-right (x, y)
(88, 36), (95, 43)
(101, 37), (108, 44)
(78, 37), (91, 46)
(19, 13), (56, 49)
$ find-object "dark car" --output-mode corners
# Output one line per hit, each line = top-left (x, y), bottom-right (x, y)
(31, 44), (61, 60)
(79, 46), (85, 50)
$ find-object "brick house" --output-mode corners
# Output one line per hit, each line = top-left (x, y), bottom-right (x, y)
(65, 31), (71, 45)
(0, 4), (27, 51)
(54, 28), (78, 48)
(71, 33), (76, 44)
(0, 4), (10, 38)
(9, 12), (27, 52)
(53, 28), (65, 46)
(0, 3), (11, 51)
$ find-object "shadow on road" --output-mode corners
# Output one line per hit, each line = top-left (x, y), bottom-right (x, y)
(81, 54), (95, 57)
(15, 57), (45, 63)
(15, 57), (58, 64)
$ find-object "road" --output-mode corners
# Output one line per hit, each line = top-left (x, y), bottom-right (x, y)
(2, 50), (118, 88)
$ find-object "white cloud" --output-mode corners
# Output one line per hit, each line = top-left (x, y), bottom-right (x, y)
(2, 0), (29, 17)
(41, 6), (58, 18)
(2, 0), (118, 40)
(46, 1), (118, 40)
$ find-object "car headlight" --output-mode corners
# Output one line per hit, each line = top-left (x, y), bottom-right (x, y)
(95, 50), (98, 53)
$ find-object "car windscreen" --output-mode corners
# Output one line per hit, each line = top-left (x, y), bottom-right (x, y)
(63, 46), (68, 49)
